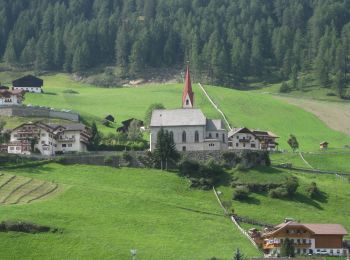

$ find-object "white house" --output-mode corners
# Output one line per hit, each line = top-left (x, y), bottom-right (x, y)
(8, 122), (90, 156)
(150, 66), (228, 152)
(0, 89), (24, 106)
(228, 127), (260, 150)
(12, 75), (43, 93)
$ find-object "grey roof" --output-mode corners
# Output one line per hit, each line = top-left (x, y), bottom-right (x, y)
(150, 109), (206, 127)
(206, 119), (225, 131)
(63, 123), (87, 131)
(228, 127), (254, 137)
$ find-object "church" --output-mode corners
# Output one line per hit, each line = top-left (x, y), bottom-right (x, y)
(150, 66), (228, 152)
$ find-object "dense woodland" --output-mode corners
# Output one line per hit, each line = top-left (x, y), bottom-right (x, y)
(1, 0), (350, 95)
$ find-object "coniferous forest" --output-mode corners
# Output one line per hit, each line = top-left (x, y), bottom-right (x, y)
(1, 0), (350, 94)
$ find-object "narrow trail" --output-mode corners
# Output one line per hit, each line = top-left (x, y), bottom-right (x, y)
(212, 187), (260, 251)
(198, 83), (232, 131)
(298, 152), (314, 169)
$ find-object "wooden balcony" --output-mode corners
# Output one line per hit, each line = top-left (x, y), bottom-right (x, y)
(263, 243), (280, 249)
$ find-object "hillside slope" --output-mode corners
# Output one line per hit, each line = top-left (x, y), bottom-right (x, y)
(0, 164), (259, 259)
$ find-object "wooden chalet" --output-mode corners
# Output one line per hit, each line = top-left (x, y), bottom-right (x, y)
(261, 221), (349, 257)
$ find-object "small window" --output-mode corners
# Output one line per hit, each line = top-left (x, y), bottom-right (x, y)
(236, 143), (238, 147)
(62, 144), (67, 148)
(182, 146), (186, 151)
(251, 143), (256, 148)
(216, 133), (219, 138)
(222, 133), (225, 143)
(169, 131), (174, 141)
(10, 147), (14, 150)
(182, 131), (186, 143)
(68, 144), (72, 147)
(195, 131), (199, 143)
(209, 133), (212, 138)
(41, 133), (45, 137)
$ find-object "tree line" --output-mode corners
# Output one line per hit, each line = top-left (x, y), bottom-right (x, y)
(1, 0), (350, 95)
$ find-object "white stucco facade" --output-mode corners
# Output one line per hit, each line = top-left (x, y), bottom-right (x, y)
(8, 122), (89, 156)
(150, 109), (228, 152)
(13, 86), (42, 93)
(228, 129), (260, 150)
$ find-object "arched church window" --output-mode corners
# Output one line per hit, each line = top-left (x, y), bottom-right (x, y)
(195, 131), (199, 143)
(182, 131), (187, 143)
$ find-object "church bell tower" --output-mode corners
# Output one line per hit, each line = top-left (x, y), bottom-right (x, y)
(182, 65), (194, 108)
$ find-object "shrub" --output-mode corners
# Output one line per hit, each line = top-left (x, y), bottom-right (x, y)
(122, 151), (133, 167)
(279, 82), (290, 93)
(103, 156), (113, 164)
(284, 176), (299, 196)
(138, 151), (155, 168)
(222, 152), (239, 168)
(307, 182), (319, 199)
(178, 159), (201, 177)
(268, 187), (288, 198)
(233, 186), (250, 200)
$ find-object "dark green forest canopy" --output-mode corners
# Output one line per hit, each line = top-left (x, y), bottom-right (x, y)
(1, 0), (350, 86)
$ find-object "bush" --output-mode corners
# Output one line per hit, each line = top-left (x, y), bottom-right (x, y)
(222, 152), (239, 168)
(178, 159), (201, 177)
(307, 182), (319, 199)
(138, 151), (155, 168)
(233, 186), (250, 200)
(284, 176), (299, 196)
(279, 82), (290, 93)
(122, 151), (133, 167)
(103, 156), (113, 164)
(268, 187), (288, 198)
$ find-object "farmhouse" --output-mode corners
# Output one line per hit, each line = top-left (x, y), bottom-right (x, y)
(150, 66), (228, 152)
(228, 127), (261, 150)
(252, 130), (279, 151)
(8, 121), (90, 156)
(0, 89), (24, 106)
(262, 221), (349, 257)
(12, 75), (43, 93)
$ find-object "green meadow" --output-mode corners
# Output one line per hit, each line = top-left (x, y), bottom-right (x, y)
(0, 163), (259, 259)
(271, 151), (350, 172)
(1, 73), (350, 150)
(203, 85), (350, 151)
(218, 167), (350, 239)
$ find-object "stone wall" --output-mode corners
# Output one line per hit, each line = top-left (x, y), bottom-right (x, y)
(0, 105), (79, 122)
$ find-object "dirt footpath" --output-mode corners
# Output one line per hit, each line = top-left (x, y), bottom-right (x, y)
(275, 96), (350, 135)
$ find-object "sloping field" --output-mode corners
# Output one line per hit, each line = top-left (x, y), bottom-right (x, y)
(203, 85), (350, 151)
(0, 174), (60, 205)
(276, 96), (350, 136)
(3, 73), (350, 150)
(219, 167), (350, 238)
(24, 74), (221, 128)
(0, 164), (259, 259)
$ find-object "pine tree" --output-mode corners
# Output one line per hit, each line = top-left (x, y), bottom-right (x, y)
(20, 38), (36, 66)
(3, 34), (17, 65)
(154, 128), (179, 170)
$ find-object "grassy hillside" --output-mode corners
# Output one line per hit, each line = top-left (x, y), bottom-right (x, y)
(2, 72), (350, 150)
(204, 85), (350, 151)
(271, 152), (350, 172)
(0, 164), (259, 259)
(23, 74), (221, 133)
(218, 167), (350, 238)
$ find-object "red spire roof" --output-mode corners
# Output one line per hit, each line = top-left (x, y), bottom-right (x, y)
(182, 65), (194, 108)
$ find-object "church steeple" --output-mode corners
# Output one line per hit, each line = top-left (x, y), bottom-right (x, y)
(182, 65), (194, 108)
